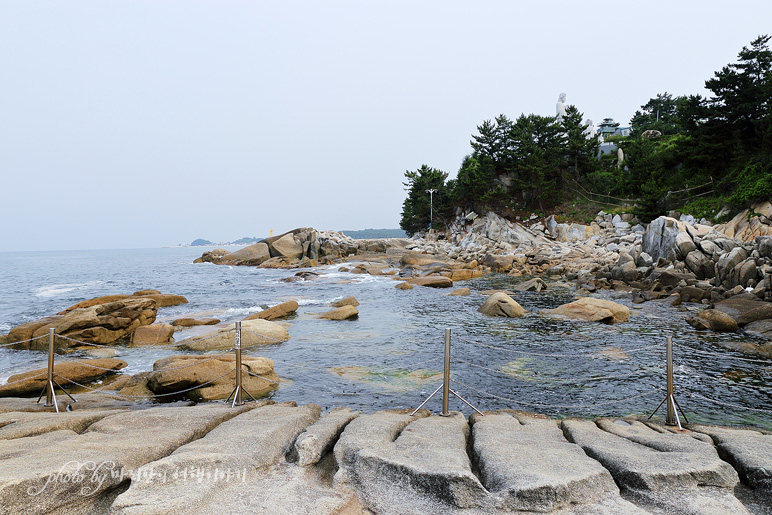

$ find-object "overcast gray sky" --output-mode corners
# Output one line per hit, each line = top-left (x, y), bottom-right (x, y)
(1, 1), (770, 251)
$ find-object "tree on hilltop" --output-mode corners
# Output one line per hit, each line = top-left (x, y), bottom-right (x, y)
(399, 165), (451, 236)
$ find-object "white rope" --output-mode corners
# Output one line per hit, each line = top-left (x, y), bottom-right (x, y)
(54, 368), (238, 399)
(244, 369), (281, 385)
(0, 335), (46, 347)
(672, 340), (772, 365)
(456, 336), (661, 359)
(685, 391), (772, 414)
(451, 357), (663, 384)
(0, 372), (49, 387)
(242, 329), (289, 345)
(449, 377), (661, 409)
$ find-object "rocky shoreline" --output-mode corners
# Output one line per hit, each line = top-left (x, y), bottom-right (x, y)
(2, 207), (772, 512)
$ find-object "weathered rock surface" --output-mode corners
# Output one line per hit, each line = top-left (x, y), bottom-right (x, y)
(0, 405), (770, 514)
(471, 411), (631, 512)
(170, 317), (220, 327)
(448, 288), (471, 296)
(294, 406), (359, 466)
(563, 418), (745, 513)
(407, 276), (454, 288)
(244, 300), (299, 321)
(0, 404), (250, 515)
(542, 298), (629, 324)
(0, 359), (128, 396)
(331, 296), (360, 308)
(318, 305), (359, 320)
(713, 294), (772, 326)
(181, 319), (290, 351)
(146, 354), (279, 401)
(7, 298), (158, 349)
(478, 292), (526, 317)
(514, 277), (548, 292)
(0, 410), (119, 439)
(686, 309), (739, 332)
(111, 404), (320, 514)
(130, 323), (174, 346)
(691, 424), (772, 494)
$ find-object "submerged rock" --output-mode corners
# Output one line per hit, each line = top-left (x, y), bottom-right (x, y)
(478, 292), (526, 317)
(542, 298), (629, 324)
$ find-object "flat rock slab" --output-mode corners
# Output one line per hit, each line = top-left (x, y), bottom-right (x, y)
(353, 412), (486, 512)
(562, 418), (746, 514)
(691, 424), (772, 494)
(112, 403), (321, 514)
(0, 403), (251, 515)
(471, 411), (624, 512)
(0, 410), (119, 439)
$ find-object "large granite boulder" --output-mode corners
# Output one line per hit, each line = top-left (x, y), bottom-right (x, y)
(686, 309), (739, 332)
(7, 298), (158, 349)
(182, 319), (290, 351)
(0, 359), (127, 396)
(713, 295), (772, 326)
(270, 233), (304, 260)
(478, 292), (526, 317)
(219, 242), (271, 266)
(147, 354), (279, 401)
(542, 298), (629, 324)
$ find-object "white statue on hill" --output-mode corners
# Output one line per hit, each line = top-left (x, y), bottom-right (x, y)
(583, 119), (596, 140)
(556, 93), (567, 121)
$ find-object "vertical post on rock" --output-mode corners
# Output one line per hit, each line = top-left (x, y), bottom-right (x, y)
(442, 328), (451, 416)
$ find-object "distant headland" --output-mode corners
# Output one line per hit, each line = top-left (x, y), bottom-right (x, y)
(178, 229), (406, 247)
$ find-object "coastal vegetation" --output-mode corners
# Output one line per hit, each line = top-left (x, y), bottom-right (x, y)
(400, 35), (772, 235)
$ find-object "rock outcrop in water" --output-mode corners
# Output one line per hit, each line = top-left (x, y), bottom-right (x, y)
(1, 291), (189, 349)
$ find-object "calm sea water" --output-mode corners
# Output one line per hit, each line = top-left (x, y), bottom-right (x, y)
(1, 247), (770, 429)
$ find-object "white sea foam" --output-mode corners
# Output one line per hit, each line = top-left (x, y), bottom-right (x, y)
(33, 281), (105, 298)
(0, 322), (10, 332)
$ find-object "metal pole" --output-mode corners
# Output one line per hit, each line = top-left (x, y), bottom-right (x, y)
(425, 188), (436, 233)
(442, 328), (450, 416)
(666, 336), (675, 426)
(46, 328), (55, 408)
(235, 322), (242, 406)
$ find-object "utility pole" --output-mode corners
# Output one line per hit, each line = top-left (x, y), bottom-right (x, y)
(425, 188), (437, 231)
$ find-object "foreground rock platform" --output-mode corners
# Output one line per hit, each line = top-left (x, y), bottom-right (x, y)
(0, 400), (769, 514)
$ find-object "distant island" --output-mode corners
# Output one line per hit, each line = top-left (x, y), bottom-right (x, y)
(182, 230), (406, 247)
(340, 229), (407, 239)
(188, 237), (263, 247)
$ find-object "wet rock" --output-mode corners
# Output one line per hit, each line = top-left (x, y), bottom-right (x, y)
(0, 359), (128, 397)
(147, 354), (279, 401)
(244, 300), (299, 321)
(395, 282), (413, 290)
(478, 292), (526, 317)
(408, 276), (454, 288)
(514, 277), (548, 292)
(318, 306), (359, 320)
(686, 309), (739, 332)
(182, 319), (290, 351)
(743, 319), (772, 338)
(331, 296), (360, 308)
(130, 323), (174, 346)
(542, 298), (628, 324)
(680, 285), (707, 303)
(170, 318), (220, 327)
(448, 288), (471, 296)
(713, 295), (772, 326)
